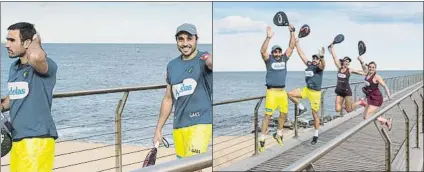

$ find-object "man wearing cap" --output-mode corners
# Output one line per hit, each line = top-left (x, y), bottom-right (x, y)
(287, 38), (325, 145)
(153, 23), (212, 161)
(1, 22), (58, 171)
(329, 44), (368, 114)
(258, 24), (295, 152)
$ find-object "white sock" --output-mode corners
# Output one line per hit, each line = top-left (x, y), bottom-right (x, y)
(277, 129), (284, 136)
(314, 130), (319, 137)
(298, 103), (305, 110)
(260, 134), (265, 141)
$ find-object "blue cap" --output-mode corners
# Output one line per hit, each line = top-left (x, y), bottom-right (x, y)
(175, 23), (197, 36)
(271, 45), (282, 52)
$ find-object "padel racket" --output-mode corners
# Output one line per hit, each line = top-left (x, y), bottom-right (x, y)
(273, 11), (289, 26)
(142, 137), (170, 167)
(328, 34), (345, 49)
(298, 24), (310, 38)
(358, 40), (366, 56)
(0, 111), (13, 157)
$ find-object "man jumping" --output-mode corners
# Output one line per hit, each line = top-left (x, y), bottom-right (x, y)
(258, 24), (295, 152)
(288, 39), (325, 145)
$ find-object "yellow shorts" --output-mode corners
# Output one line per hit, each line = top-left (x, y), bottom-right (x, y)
(299, 86), (322, 112)
(10, 138), (55, 172)
(173, 124), (212, 158)
(265, 89), (289, 115)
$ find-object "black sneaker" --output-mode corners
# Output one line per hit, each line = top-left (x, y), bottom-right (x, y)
(297, 107), (308, 116)
(311, 136), (318, 145)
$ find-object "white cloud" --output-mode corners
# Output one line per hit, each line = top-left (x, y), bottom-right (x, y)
(1, 2), (212, 44)
(214, 16), (267, 34)
(214, 9), (423, 71)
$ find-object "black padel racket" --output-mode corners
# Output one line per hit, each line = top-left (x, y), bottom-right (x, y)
(298, 24), (310, 38)
(273, 11), (289, 26)
(142, 137), (170, 167)
(358, 40), (366, 56)
(328, 34), (345, 49)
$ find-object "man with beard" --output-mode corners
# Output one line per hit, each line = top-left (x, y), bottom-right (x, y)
(153, 23), (212, 165)
(288, 39), (325, 145)
(258, 24), (295, 153)
(1, 22), (58, 171)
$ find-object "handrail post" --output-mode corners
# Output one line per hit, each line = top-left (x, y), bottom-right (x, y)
(382, 128), (392, 172)
(254, 98), (264, 156)
(411, 96), (419, 148)
(115, 91), (129, 172)
(320, 89), (326, 125)
(398, 103), (410, 171)
(294, 104), (299, 138)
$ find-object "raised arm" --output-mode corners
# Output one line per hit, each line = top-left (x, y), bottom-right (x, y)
(376, 75), (391, 100)
(260, 26), (273, 61)
(284, 24), (296, 58)
(205, 53), (212, 70)
(26, 33), (49, 75)
(329, 44), (341, 69)
(318, 47), (326, 70)
(295, 39), (308, 65)
(357, 56), (367, 73)
(350, 68), (367, 76)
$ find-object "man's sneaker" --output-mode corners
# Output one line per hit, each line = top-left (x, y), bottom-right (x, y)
(311, 136), (318, 145)
(297, 107), (308, 116)
(273, 133), (284, 146)
(258, 140), (265, 152)
(386, 118), (393, 131)
(359, 98), (367, 107)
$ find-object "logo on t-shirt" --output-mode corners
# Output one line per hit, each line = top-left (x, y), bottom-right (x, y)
(8, 82), (29, 100)
(305, 71), (314, 77)
(338, 73), (346, 78)
(271, 62), (286, 70)
(172, 78), (197, 99)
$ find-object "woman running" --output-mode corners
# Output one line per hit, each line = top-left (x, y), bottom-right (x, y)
(329, 44), (367, 113)
(359, 61), (392, 130)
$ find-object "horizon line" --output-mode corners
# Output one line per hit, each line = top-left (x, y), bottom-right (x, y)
(214, 70), (424, 72)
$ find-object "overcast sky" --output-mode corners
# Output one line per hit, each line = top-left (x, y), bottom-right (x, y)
(1, 2), (212, 44)
(213, 2), (423, 71)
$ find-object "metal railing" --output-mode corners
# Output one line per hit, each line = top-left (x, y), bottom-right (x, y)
(211, 73), (423, 169)
(282, 83), (423, 171)
(1, 74), (421, 172)
(131, 152), (212, 172)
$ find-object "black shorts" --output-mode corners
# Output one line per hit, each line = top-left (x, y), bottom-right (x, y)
(335, 87), (352, 97)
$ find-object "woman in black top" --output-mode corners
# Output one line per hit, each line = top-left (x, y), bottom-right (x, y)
(329, 44), (368, 113)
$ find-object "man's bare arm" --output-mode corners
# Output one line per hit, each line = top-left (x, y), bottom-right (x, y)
(155, 84), (173, 133)
(295, 39), (308, 65)
(261, 26), (273, 61)
(205, 53), (212, 70)
(285, 24), (296, 58)
(27, 33), (49, 74)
